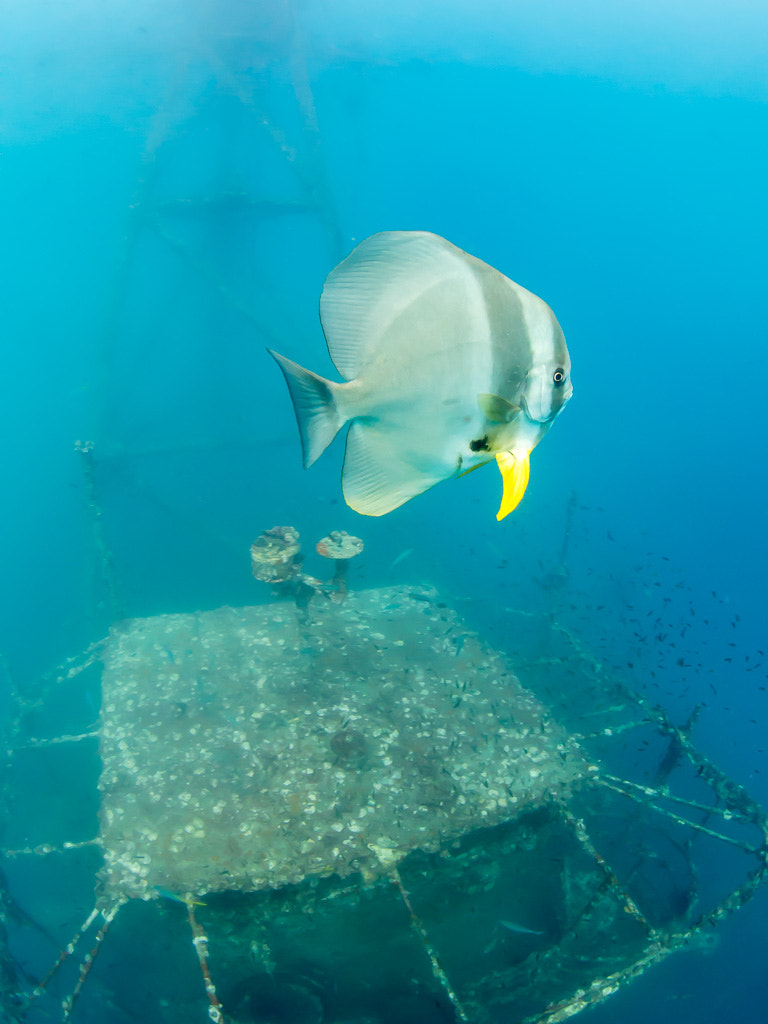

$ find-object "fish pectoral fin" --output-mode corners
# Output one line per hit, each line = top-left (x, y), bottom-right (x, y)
(478, 393), (522, 423)
(495, 451), (530, 520)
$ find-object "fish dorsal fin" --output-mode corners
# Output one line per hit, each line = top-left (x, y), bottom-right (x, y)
(478, 394), (522, 423)
(320, 231), (471, 380)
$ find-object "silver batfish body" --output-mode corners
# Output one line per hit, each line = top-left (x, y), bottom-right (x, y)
(270, 231), (572, 519)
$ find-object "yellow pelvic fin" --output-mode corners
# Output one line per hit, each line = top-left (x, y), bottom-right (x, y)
(495, 451), (530, 521)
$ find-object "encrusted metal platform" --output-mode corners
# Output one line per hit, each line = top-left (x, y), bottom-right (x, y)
(3, 586), (767, 1024)
(99, 588), (586, 901)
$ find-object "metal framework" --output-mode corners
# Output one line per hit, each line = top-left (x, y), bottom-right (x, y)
(2, 582), (766, 1024)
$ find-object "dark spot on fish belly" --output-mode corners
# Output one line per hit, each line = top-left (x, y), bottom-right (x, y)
(469, 436), (490, 452)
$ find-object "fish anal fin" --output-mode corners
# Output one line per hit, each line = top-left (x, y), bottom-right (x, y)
(496, 451), (531, 520)
(342, 422), (444, 516)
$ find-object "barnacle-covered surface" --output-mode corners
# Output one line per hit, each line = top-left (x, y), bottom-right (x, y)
(98, 586), (587, 903)
(5, 588), (767, 1024)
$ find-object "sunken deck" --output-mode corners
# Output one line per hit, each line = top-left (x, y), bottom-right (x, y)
(5, 585), (768, 1024)
(98, 586), (587, 902)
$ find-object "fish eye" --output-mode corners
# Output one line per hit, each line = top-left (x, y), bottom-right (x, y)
(553, 367), (566, 387)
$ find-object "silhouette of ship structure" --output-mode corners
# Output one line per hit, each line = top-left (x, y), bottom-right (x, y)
(2, 527), (766, 1023)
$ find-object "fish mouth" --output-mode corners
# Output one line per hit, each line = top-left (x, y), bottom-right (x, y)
(521, 384), (572, 424)
(519, 397), (553, 426)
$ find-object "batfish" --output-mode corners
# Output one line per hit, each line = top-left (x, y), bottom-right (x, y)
(270, 231), (572, 520)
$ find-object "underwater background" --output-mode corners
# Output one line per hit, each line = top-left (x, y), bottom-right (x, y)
(1, 1), (767, 1022)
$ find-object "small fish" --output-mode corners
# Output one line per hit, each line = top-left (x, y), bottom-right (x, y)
(499, 919), (544, 936)
(153, 886), (206, 907)
(390, 547), (414, 569)
(270, 231), (572, 520)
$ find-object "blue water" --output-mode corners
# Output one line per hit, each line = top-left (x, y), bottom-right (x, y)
(1, 1), (767, 1021)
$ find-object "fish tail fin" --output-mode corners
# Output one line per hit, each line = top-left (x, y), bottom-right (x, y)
(268, 349), (345, 468)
